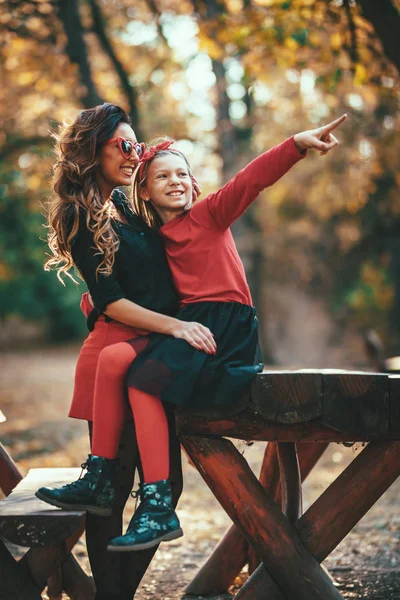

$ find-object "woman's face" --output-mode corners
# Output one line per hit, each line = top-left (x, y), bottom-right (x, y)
(142, 154), (193, 223)
(96, 122), (139, 197)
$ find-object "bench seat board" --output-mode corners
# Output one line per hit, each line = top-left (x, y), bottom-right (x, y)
(0, 468), (85, 547)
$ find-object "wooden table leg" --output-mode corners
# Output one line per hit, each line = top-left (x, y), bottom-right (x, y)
(186, 442), (280, 594)
(182, 435), (343, 600)
(235, 440), (400, 599)
(277, 442), (302, 522)
(186, 441), (327, 595)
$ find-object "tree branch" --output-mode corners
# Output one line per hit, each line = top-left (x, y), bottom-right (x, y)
(343, 0), (359, 66)
(88, 0), (141, 137)
(56, 0), (103, 108)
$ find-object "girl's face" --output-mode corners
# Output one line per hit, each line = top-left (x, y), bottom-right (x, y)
(96, 123), (140, 197)
(142, 154), (193, 223)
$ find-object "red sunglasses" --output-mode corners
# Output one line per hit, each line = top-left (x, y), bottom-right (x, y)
(106, 137), (144, 160)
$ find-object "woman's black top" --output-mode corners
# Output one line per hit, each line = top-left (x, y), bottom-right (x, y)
(70, 189), (179, 325)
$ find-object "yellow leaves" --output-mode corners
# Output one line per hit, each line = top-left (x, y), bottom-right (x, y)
(308, 32), (321, 47)
(354, 63), (368, 87)
(35, 78), (49, 92)
(285, 37), (298, 50)
(347, 263), (394, 314)
(197, 35), (225, 61)
(330, 32), (342, 51)
(10, 38), (26, 51)
(26, 175), (42, 191)
(18, 72), (36, 86)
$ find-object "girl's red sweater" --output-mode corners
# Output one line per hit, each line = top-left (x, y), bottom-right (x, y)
(160, 136), (306, 307)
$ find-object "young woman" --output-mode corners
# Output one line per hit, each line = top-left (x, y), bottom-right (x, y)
(37, 102), (215, 600)
(38, 113), (346, 555)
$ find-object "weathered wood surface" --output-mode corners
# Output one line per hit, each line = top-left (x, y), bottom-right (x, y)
(185, 442), (327, 595)
(185, 442), (280, 595)
(177, 370), (396, 439)
(277, 442), (302, 522)
(0, 468), (85, 547)
(182, 435), (343, 600)
(234, 441), (400, 600)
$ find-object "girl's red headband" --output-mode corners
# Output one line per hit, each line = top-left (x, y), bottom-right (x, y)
(138, 139), (175, 181)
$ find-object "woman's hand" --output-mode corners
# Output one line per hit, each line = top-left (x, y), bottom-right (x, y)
(171, 320), (217, 354)
(294, 114), (347, 155)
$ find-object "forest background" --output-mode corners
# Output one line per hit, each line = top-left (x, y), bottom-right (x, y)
(1, 0), (400, 367)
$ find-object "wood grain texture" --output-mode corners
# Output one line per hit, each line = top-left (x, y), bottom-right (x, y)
(322, 372), (389, 434)
(185, 443), (280, 595)
(182, 435), (343, 600)
(235, 441), (400, 599)
(177, 408), (400, 441)
(277, 442), (302, 522)
(252, 371), (322, 422)
(185, 442), (328, 594)
(0, 468), (85, 547)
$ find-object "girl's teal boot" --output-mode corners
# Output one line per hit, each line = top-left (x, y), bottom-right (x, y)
(107, 479), (183, 551)
(35, 454), (117, 516)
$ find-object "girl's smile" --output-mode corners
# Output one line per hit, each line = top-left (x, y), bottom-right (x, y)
(141, 154), (193, 223)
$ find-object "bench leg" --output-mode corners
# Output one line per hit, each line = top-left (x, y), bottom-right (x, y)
(235, 440), (400, 599)
(181, 435), (343, 600)
(0, 538), (42, 600)
(185, 441), (326, 595)
(277, 442), (302, 522)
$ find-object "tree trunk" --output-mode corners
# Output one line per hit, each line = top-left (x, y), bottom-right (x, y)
(88, 0), (142, 137)
(357, 0), (400, 74)
(57, 0), (103, 108)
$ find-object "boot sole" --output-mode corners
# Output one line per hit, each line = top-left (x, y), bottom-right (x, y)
(35, 491), (112, 517)
(107, 528), (184, 552)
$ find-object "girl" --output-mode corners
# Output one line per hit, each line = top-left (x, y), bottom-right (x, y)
(37, 102), (215, 600)
(38, 114), (346, 555)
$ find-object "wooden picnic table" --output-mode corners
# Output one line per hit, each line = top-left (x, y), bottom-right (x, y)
(176, 369), (400, 600)
(0, 439), (95, 600)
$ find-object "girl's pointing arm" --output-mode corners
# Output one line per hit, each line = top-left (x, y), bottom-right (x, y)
(205, 136), (306, 230)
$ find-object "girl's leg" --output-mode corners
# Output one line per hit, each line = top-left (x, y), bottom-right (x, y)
(126, 387), (170, 482)
(121, 407), (183, 597)
(91, 339), (148, 459)
(108, 392), (182, 552)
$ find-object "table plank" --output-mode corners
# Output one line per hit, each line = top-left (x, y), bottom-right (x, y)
(0, 468), (85, 547)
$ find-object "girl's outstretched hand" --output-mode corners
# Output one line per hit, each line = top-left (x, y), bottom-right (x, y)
(294, 114), (347, 155)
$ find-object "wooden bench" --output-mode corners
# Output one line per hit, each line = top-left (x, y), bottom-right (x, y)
(176, 369), (400, 600)
(0, 441), (95, 600)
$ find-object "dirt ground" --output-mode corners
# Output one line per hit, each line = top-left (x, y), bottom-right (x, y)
(1, 345), (399, 599)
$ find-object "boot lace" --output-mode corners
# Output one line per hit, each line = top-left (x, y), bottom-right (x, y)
(130, 489), (141, 511)
(62, 461), (95, 491)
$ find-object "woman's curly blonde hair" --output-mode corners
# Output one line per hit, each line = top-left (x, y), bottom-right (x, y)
(45, 103), (133, 283)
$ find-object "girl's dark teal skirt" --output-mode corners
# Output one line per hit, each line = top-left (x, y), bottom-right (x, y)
(126, 301), (263, 411)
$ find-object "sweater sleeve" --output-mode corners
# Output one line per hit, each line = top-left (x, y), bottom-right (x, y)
(71, 224), (125, 314)
(204, 136), (306, 231)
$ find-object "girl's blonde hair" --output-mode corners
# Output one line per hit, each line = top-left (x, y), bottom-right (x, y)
(45, 103), (133, 283)
(132, 142), (193, 230)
